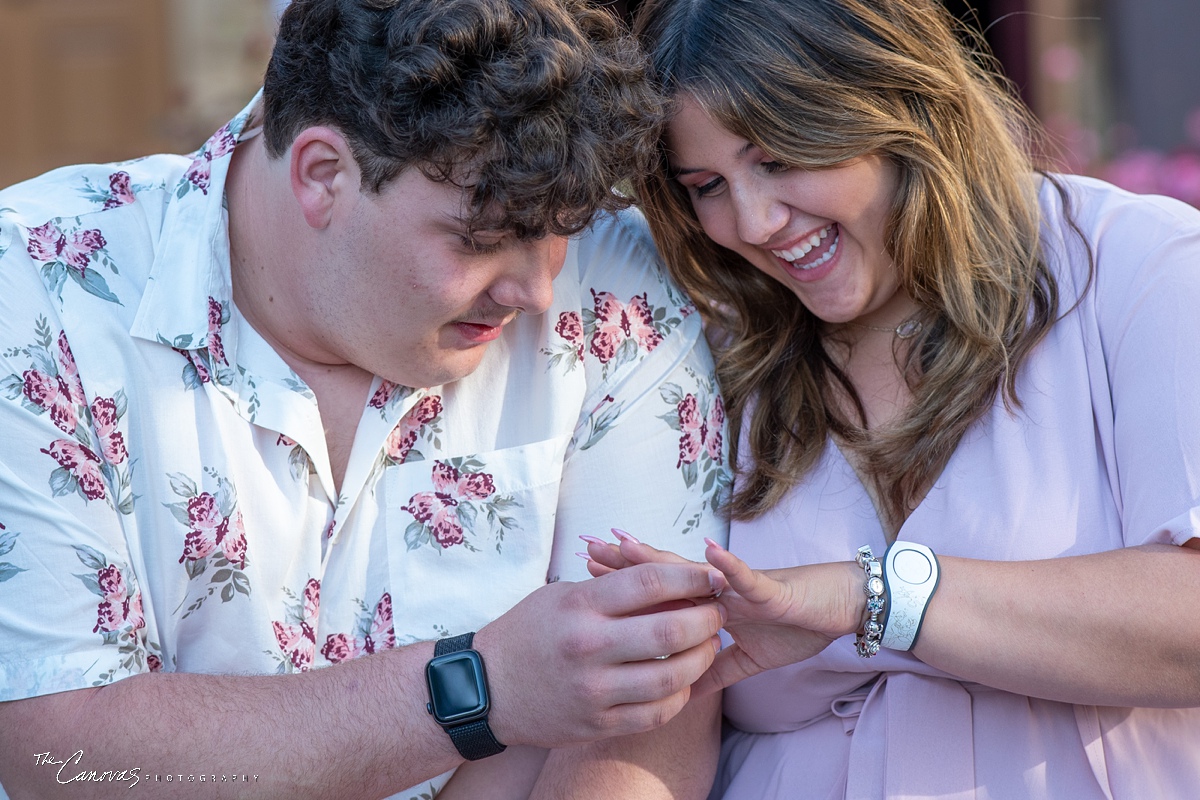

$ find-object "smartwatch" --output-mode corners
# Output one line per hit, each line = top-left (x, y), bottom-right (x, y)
(425, 632), (506, 760)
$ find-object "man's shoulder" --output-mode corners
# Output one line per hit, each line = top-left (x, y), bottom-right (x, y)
(568, 207), (692, 309)
(0, 155), (188, 233)
(571, 207), (658, 272)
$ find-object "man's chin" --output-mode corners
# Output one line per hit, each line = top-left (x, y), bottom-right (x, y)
(391, 348), (490, 390)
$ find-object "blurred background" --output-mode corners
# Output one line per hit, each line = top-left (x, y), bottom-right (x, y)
(0, 0), (1197, 205)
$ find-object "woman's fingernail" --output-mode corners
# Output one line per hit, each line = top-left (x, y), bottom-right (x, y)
(704, 537), (725, 551)
(611, 528), (641, 544)
(575, 551), (593, 561)
(708, 570), (726, 596)
(579, 535), (607, 546)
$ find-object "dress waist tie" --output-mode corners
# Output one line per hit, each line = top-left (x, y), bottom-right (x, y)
(834, 672), (976, 800)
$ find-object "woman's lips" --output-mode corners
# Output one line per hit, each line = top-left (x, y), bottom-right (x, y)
(772, 223), (839, 269)
(771, 223), (842, 283)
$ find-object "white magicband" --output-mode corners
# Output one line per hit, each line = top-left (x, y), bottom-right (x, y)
(881, 541), (940, 651)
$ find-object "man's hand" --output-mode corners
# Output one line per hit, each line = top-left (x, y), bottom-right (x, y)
(476, 560), (725, 748)
(584, 533), (863, 698)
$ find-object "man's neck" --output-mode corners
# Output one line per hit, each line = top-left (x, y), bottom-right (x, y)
(225, 133), (373, 494)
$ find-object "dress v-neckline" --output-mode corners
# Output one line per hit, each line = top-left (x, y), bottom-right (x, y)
(828, 436), (945, 545)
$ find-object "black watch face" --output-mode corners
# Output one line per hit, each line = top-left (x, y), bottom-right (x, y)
(426, 650), (489, 725)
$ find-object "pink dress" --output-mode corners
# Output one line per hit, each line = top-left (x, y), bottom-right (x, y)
(712, 176), (1200, 800)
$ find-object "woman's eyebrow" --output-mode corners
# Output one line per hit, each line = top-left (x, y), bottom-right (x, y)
(667, 142), (756, 178)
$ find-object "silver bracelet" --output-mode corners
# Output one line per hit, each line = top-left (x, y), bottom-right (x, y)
(881, 541), (940, 651)
(854, 545), (885, 658)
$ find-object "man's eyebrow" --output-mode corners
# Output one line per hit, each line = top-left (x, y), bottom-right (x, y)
(441, 211), (508, 232)
(667, 142), (755, 179)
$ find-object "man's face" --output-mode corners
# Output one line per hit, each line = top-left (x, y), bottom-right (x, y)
(311, 168), (568, 389)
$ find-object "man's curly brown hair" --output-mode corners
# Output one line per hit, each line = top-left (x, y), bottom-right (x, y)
(263, 0), (666, 239)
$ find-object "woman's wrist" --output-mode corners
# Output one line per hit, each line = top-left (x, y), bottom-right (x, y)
(853, 546), (886, 657)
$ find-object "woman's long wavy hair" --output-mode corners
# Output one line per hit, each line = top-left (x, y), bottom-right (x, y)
(633, 0), (1071, 528)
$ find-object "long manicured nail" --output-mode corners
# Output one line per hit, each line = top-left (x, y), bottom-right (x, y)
(708, 570), (726, 597)
(704, 537), (726, 551)
(579, 535), (607, 546)
(575, 551), (593, 561)
(611, 528), (641, 544)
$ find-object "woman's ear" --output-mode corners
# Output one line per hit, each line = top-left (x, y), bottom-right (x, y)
(288, 126), (359, 229)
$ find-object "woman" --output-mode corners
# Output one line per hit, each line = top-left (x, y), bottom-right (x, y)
(585, 0), (1200, 797)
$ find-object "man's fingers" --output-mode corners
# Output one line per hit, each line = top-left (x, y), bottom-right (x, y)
(595, 599), (724, 663)
(602, 634), (721, 706)
(590, 687), (694, 740)
(586, 562), (724, 617)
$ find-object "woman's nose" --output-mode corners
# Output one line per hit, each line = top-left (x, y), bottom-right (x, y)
(732, 185), (788, 246)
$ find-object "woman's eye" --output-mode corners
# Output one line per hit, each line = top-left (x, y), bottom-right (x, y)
(762, 160), (789, 174)
(693, 176), (725, 197)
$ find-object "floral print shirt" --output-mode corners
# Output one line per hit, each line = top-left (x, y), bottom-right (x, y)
(0, 97), (729, 799)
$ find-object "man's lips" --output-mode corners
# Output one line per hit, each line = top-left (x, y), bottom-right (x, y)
(452, 314), (516, 344)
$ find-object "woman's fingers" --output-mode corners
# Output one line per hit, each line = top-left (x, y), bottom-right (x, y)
(689, 642), (764, 698)
(584, 558), (616, 578)
(580, 535), (630, 571)
(581, 530), (700, 572)
(705, 538), (777, 604)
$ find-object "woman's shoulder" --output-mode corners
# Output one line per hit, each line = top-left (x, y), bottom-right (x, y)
(1039, 173), (1200, 301)
(1040, 173), (1200, 254)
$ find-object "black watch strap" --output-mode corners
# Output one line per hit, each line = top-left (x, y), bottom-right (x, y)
(434, 632), (507, 761)
(434, 631), (476, 657)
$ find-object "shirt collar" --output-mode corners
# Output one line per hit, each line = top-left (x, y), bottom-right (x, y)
(129, 92), (262, 350)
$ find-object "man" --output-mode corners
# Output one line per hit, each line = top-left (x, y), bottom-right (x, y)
(0, 1), (730, 797)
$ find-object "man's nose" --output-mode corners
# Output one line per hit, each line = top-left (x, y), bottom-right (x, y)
(491, 236), (567, 316)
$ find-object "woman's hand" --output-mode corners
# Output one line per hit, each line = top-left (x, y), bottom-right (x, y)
(583, 532), (866, 696)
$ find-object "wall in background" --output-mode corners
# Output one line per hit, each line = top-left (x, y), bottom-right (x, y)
(0, 0), (275, 188)
(2, 0), (1196, 205)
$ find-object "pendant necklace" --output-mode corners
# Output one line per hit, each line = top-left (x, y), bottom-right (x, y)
(848, 316), (924, 339)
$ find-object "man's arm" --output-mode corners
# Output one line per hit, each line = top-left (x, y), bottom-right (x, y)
(439, 692), (720, 800)
(514, 208), (732, 799)
(0, 562), (724, 799)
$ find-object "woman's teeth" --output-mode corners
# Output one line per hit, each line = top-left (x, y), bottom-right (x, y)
(771, 224), (837, 270)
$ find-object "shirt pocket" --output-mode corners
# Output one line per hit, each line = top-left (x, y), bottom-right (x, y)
(382, 433), (571, 642)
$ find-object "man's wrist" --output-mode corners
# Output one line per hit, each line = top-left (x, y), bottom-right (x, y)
(426, 632), (507, 760)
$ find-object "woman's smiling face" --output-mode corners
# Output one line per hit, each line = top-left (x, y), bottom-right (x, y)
(665, 95), (914, 329)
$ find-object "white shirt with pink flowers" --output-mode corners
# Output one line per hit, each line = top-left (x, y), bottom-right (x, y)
(0, 98), (729, 799)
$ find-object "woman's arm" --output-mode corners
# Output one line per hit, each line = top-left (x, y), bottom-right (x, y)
(591, 537), (1200, 708)
(914, 540), (1200, 707)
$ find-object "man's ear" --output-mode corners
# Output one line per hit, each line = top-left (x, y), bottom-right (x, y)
(289, 127), (359, 230)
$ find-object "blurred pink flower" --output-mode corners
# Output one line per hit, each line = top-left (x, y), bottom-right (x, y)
(1101, 149), (1165, 195)
(1040, 44), (1082, 84)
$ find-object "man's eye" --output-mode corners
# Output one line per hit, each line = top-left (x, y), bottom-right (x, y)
(460, 236), (503, 255)
(762, 161), (789, 174)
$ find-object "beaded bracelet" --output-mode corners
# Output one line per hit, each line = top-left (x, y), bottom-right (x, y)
(854, 545), (886, 658)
